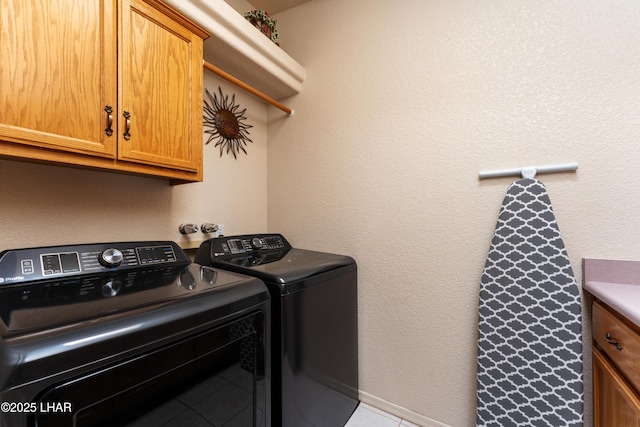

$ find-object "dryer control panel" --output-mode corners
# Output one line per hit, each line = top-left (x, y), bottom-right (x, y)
(198, 234), (291, 258)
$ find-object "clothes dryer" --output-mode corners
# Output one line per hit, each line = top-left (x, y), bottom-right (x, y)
(196, 234), (358, 427)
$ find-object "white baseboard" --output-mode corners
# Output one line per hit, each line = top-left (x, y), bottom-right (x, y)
(358, 391), (451, 427)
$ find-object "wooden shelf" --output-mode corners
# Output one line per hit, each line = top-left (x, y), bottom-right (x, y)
(162, 0), (305, 101)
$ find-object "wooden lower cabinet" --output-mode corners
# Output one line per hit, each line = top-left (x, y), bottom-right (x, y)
(592, 300), (640, 427)
(593, 348), (640, 427)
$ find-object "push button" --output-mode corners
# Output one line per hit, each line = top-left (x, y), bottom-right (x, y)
(21, 259), (34, 274)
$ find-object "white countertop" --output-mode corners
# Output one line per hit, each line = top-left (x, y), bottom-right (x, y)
(583, 259), (640, 327)
(583, 280), (640, 327)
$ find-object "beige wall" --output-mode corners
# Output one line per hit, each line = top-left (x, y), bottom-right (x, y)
(3, 1), (640, 425)
(0, 72), (268, 249)
(268, 1), (640, 426)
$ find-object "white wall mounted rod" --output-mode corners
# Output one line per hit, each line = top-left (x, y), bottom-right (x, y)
(479, 162), (579, 179)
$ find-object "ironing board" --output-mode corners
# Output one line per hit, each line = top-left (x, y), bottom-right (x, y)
(476, 178), (583, 426)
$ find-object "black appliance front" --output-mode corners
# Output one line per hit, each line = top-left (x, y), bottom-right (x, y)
(0, 241), (270, 427)
(196, 234), (358, 427)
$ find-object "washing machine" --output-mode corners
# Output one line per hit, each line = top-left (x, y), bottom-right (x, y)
(195, 233), (358, 427)
(0, 240), (270, 427)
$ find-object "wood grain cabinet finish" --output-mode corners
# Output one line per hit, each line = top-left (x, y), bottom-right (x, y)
(0, 0), (208, 183)
(592, 300), (640, 427)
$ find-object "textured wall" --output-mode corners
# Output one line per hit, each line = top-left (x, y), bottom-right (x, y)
(2, 1), (640, 425)
(0, 72), (268, 249)
(268, 1), (640, 425)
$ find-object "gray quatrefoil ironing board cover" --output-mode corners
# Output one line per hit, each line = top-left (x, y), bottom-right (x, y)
(476, 178), (583, 426)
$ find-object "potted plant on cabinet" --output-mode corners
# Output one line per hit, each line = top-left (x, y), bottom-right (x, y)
(244, 9), (279, 45)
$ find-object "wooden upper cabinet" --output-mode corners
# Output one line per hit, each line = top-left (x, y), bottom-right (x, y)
(119, 0), (205, 174)
(0, 0), (208, 183)
(0, 0), (117, 157)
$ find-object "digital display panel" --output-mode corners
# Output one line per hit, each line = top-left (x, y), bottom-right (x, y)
(228, 240), (246, 254)
(41, 254), (61, 275)
(136, 246), (176, 264)
(41, 252), (80, 275)
(60, 253), (80, 273)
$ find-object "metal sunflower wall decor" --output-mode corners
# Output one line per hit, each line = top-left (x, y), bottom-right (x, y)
(203, 87), (253, 158)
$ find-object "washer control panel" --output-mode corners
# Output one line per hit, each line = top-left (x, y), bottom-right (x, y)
(0, 241), (190, 286)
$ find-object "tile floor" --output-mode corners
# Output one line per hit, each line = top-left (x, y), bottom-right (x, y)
(116, 358), (417, 427)
(346, 403), (421, 427)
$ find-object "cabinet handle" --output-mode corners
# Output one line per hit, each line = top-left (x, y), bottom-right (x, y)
(605, 332), (623, 351)
(105, 105), (113, 136)
(123, 111), (131, 140)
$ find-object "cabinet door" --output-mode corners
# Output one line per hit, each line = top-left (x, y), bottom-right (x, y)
(0, 0), (117, 157)
(593, 349), (640, 427)
(118, 0), (203, 174)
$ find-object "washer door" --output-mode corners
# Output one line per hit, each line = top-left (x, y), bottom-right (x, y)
(32, 313), (267, 427)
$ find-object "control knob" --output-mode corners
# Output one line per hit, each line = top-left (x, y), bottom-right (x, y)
(251, 237), (263, 249)
(178, 270), (197, 290)
(99, 248), (124, 267)
(101, 277), (122, 297)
